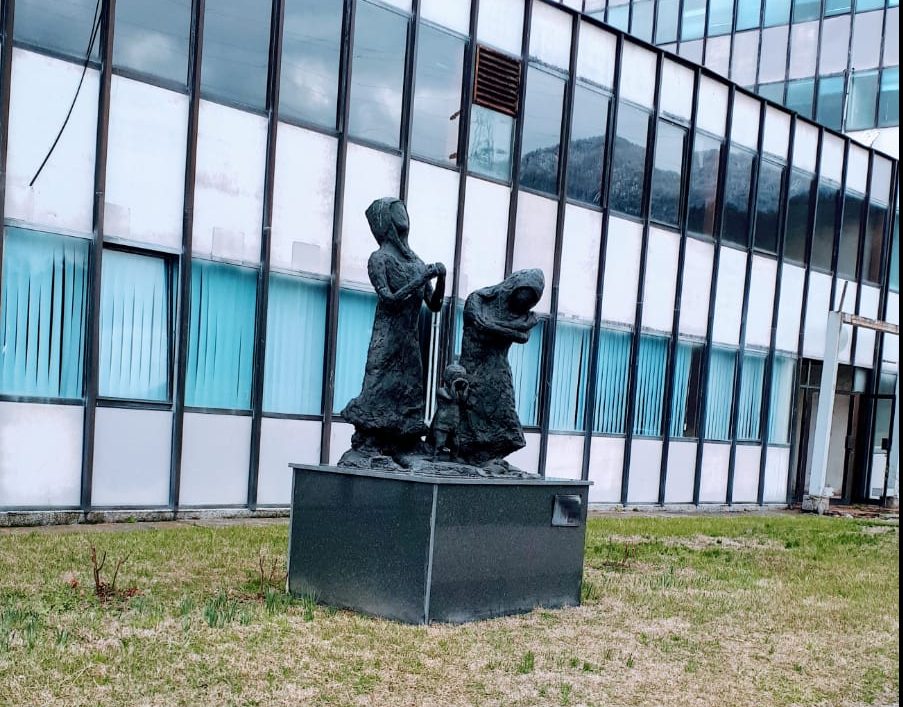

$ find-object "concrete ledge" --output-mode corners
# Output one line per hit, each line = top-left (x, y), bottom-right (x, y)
(0, 507), (290, 528)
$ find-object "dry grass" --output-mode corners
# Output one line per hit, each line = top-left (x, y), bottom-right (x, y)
(0, 513), (897, 706)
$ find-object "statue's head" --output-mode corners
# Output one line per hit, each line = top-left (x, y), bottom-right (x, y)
(366, 197), (411, 250)
(505, 269), (544, 315)
(443, 363), (467, 386)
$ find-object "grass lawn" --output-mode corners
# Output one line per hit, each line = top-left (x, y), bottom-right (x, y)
(0, 513), (898, 706)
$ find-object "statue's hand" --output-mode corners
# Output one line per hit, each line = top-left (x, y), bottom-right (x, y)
(426, 263), (446, 279)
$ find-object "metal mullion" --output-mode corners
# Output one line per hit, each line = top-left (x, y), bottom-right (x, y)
(757, 118), (797, 505)
(692, 83), (736, 506)
(537, 13), (580, 478)
(658, 66), (703, 506)
(503, 0), (534, 278)
(0, 0), (13, 274)
(620, 53), (665, 505)
(80, 0), (117, 513)
(247, 0), (286, 511)
(726, 100), (767, 505)
(580, 33), (625, 482)
(399, 0), (421, 201)
(319, 0), (358, 466)
(169, 0), (206, 512)
(786, 125), (825, 504)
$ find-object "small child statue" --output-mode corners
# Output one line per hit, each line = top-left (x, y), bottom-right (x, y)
(430, 364), (470, 462)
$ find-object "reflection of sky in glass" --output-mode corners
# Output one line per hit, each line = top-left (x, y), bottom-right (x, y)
(650, 121), (687, 228)
(655, 0), (680, 43)
(411, 24), (465, 164)
(280, 0), (343, 129)
(114, 0), (191, 85)
(349, 0), (408, 148)
(201, 0), (272, 110)
(520, 67), (565, 195)
(736, 0), (762, 30)
(567, 85), (610, 207)
(14, 0), (100, 60)
(681, 0), (707, 41)
(469, 106), (514, 182)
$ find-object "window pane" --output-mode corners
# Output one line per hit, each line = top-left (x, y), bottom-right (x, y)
(705, 347), (737, 442)
(263, 274), (328, 415)
(549, 321), (592, 432)
(631, 0), (655, 42)
(824, 0), (852, 14)
(851, 10), (883, 70)
(99, 251), (172, 401)
(819, 16), (851, 75)
(609, 103), (651, 218)
(411, 24), (465, 165)
(811, 180), (840, 271)
(650, 121), (688, 228)
(333, 288), (377, 413)
(509, 320), (544, 427)
(13, 0), (100, 60)
(721, 145), (757, 247)
(349, 0), (409, 148)
(732, 31), (761, 87)
(593, 328), (632, 435)
(280, 0), (344, 128)
(757, 82), (786, 104)
(607, 3), (630, 31)
(567, 85), (610, 207)
(789, 22), (819, 79)
(879, 68), (900, 128)
(848, 71), (880, 130)
(185, 260), (257, 409)
(520, 67), (566, 196)
(114, 0), (191, 85)
(670, 341), (704, 438)
(785, 78), (815, 117)
(682, 0), (707, 40)
(737, 0), (763, 30)
(856, 0), (885, 10)
(889, 211), (899, 292)
(816, 75), (845, 131)
(792, 0), (821, 22)
(764, 0), (792, 26)
(785, 168), (815, 263)
(837, 190), (865, 279)
(754, 159), (785, 253)
(469, 106), (515, 182)
(768, 355), (796, 444)
(759, 26), (789, 84)
(0, 228), (88, 399)
(709, 0), (735, 35)
(885, 9), (900, 65)
(633, 335), (668, 437)
(736, 352), (766, 441)
(863, 201), (887, 284)
(655, 0), (680, 43)
(201, 0), (272, 111)
(687, 132), (723, 239)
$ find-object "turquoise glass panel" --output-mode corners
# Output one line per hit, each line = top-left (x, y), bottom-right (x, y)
(593, 328), (632, 435)
(767, 355), (796, 444)
(736, 352), (766, 441)
(333, 288), (377, 414)
(549, 321), (592, 433)
(633, 334), (669, 437)
(704, 347), (737, 441)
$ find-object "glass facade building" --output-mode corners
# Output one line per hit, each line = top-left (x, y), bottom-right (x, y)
(0, 0), (898, 514)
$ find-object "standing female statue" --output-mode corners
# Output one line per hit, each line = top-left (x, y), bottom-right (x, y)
(340, 197), (446, 462)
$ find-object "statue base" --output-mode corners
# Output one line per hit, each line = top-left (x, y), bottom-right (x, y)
(287, 464), (591, 624)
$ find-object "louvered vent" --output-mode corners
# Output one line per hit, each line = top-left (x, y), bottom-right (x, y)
(473, 46), (521, 117)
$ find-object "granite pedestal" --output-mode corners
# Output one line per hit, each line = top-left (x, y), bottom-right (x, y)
(287, 464), (591, 624)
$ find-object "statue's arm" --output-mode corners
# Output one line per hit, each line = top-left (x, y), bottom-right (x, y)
(369, 257), (427, 304)
(423, 265), (446, 312)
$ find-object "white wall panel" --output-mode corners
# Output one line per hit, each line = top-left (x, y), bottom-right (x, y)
(600, 217), (642, 325)
(92, 408), (171, 507)
(664, 440), (696, 504)
(803, 271), (832, 359)
(855, 285), (881, 368)
(5, 49), (98, 234)
(846, 145), (870, 194)
(821, 134), (845, 184)
(460, 176), (509, 296)
(421, 0), (471, 34)
(559, 204), (602, 320)
(763, 446), (790, 504)
(712, 246), (746, 346)
(577, 22), (616, 88)
(271, 124), (337, 276)
(732, 444), (762, 503)
(776, 263), (806, 352)
(193, 101), (267, 263)
(0, 402), (82, 507)
(763, 106), (791, 160)
(180, 413), (250, 506)
(642, 228), (679, 333)
(513, 191), (557, 314)
(619, 42), (657, 109)
(679, 238), (715, 336)
(508, 431), (541, 474)
(341, 144), (402, 286)
(746, 256), (777, 348)
(329, 422), (354, 466)
(477, 0), (524, 55)
(627, 439), (662, 504)
(833, 279), (857, 363)
(660, 60), (694, 121)
(888, 293), (900, 326)
(105, 77), (187, 249)
(886, 294), (900, 367)
(699, 443), (730, 503)
(588, 436), (623, 503)
(406, 161), (459, 287)
(529, 1), (572, 70)
(258, 418), (321, 505)
(731, 93), (761, 151)
(793, 120), (819, 173)
(697, 76), (728, 138)
(545, 435), (584, 480)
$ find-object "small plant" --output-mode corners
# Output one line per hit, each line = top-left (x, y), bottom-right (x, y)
(89, 544), (136, 601)
(581, 579), (602, 602)
(203, 591), (239, 628)
(516, 651), (535, 674)
(601, 543), (637, 569)
(252, 549), (287, 598)
(0, 608), (43, 652)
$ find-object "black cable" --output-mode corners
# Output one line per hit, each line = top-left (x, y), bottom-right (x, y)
(29, 0), (103, 187)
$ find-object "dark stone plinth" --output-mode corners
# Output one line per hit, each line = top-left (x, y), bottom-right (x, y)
(288, 464), (591, 624)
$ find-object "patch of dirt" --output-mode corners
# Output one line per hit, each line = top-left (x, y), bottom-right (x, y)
(601, 534), (786, 551)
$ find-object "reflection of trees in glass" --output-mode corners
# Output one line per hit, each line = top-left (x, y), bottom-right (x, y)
(469, 106), (514, 182)
(721, 145), (756, 247)
(687, 135), (722, 238)
(754, 160), (785, 253)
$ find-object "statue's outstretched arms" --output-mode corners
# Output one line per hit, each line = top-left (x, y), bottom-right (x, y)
(369, 255), (430, 304)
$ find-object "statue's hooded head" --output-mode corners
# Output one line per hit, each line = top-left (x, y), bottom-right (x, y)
(366, 197), (415, 260)
(501, 269), (544, 315)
